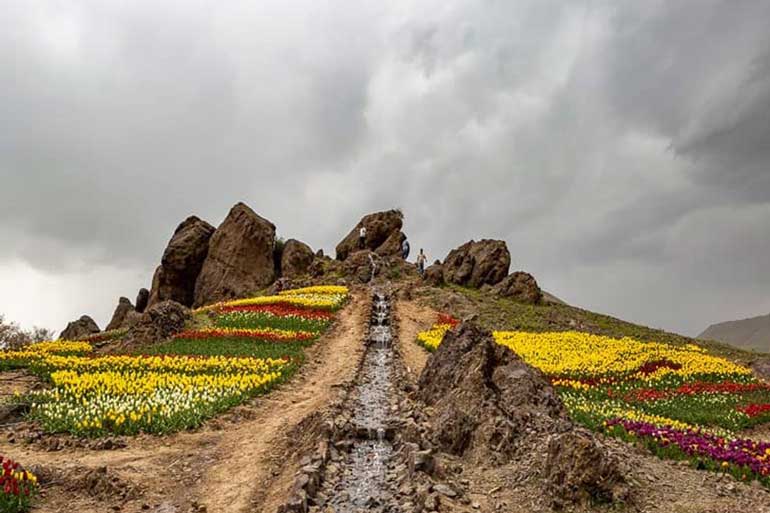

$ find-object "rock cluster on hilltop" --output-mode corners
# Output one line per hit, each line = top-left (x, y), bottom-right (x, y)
(59, 315), (100, 340)
(426, 239), (544, 304)
(193, 203), (277, 306)
(415, 322), (628, 507)
(335, 210), (405, 261)
(442, 239), (510, 288)
(105, 297), (135, 331)
(493, 271), (542, 304)
(148, 216), (216, 308)
(280, 239), (315, 279)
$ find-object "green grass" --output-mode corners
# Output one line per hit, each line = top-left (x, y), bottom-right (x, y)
(139, 337), (311, 361)
(214, 312), (330, 333)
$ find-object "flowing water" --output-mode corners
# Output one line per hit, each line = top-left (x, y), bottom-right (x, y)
(326, 291), (400, 512)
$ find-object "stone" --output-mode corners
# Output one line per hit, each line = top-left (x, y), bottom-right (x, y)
(342, 250), (379, 284)
(105, 297), (135, 331)
(335, 210), (404, 261)
(442, 240), (510, 288)
(493, 271), (542, 304)
(125, 301), (191, 347)
(281, 239), (315, 278)
(135, 288), (150, 313)
(544, 429), (628, 506)
(423, 263), (444, 287)
(374, 230), (407, 258)
(59, 315), (100, 340)
(148, 216), (215, 308)
(194, 203), (277, 307)
(752, 359), (770, 381)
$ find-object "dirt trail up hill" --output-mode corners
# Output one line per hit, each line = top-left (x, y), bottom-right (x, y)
(0, 292), (369, 513)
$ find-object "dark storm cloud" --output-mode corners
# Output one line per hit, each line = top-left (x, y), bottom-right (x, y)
(1, 0), (769, 336)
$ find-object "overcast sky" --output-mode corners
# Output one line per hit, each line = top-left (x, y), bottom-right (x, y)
(1, 0), (769, 337)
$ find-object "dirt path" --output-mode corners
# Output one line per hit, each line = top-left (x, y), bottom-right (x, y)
(395, 299), (437, 380)
(0, 291), (369, 513)
(201, 291), (369, 513)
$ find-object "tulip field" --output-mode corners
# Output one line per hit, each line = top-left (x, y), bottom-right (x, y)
(418, 317), (770, 487)
(0, 285), (348, 439)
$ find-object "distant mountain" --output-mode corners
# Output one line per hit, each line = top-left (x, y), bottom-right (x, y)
(698, 313), (770, 353)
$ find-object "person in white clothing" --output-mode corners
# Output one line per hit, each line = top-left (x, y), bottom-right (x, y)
(358, 226), (367, 249)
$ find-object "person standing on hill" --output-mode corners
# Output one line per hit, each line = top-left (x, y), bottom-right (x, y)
(417, 248), (427, 276)
(401, 238), (410, 260)
(358, 225), (367, 249)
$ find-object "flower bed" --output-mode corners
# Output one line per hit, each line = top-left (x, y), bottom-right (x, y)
(0, 455), (37, 513)
(1, 285), (349, 438)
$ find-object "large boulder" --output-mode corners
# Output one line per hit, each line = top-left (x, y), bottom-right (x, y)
(280, 239), (314, 278)
(59, 315), (100, 340)
(126, 300), (191, 347)
(416, 322), (626, 505)
(423, 261), (444, 286)
(493, 271), (542, 304)
(335, 210), (404, 261)
(442, 239), (510, 288)
(135, 288), (150, 314)
(374, 230), (406, 258)
(342, 250), (380, 284)
(417, 322), (568, 459)
(194, 203), (276, 307)
(105, 297), (135, 331)
(148, 216), (215, 308)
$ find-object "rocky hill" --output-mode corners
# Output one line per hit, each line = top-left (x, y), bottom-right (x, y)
(699, 313), (770, 353)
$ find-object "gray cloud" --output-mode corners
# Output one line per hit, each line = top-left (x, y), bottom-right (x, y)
(1, 0), (768, 336)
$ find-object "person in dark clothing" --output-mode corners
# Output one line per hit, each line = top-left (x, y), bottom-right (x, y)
(401, 238), (410, 259)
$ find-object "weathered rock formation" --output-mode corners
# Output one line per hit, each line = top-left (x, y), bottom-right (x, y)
(125, 300), (191, 347)
(493, 271), (542, 304)
(416, 322), (626, 506)
(105, 297), (135, 331)
(59, 315), (100, 340)
(442, 239), (510, 288)
(342, 250), (380, 284)
(280, 239), (314, 278)
(194, 203), (276, 307)
(335, 210), (405, 261)
(148, 216), (215, 308)
(135, 288), (149, 314)
(423, 261), (444, 287)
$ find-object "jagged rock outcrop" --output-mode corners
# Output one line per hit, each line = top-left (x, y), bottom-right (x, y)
(135, 288), (149, 314)
(342, 250), (380, 284)
(105, 297), (135, 331)
(335, 210), (405, 261)
(59, 315), (100, 340)
(148, 216), (215, 308)
(194, 203), (276, 307)
(442, 239), (510, 288)
(281, 239), (314, 278)
(125, 300), (191, 347)
(423, 261), (444, 286)
(375, 230), (406, 258)
(493, 271), (542, 304)
(416, 322), (626, 506)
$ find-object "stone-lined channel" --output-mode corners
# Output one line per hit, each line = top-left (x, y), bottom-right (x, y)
(322, 291), (402, 513)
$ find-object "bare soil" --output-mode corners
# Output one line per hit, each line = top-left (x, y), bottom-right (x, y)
(394, 299), (437, 381)
(0, 291), (370, 513)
